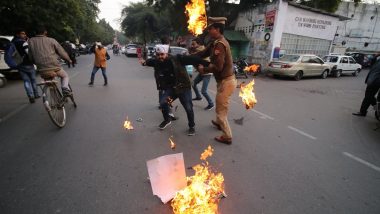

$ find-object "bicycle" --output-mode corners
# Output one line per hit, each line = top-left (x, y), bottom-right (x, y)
(37, 71), (77, 128)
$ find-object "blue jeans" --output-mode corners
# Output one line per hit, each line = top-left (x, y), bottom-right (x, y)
(159, 88), (195, 128)
(192, 74), (213, 106)
(18, 65), (39, 98)
(90, 66), (107, 83)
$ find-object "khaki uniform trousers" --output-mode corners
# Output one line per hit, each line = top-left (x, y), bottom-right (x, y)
(215, 76), (237, 139)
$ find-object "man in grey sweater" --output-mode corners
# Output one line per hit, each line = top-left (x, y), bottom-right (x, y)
(28, 26), (72, 95)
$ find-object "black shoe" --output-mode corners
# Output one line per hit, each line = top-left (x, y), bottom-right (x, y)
(88, 82), (94, 86)
(188, 127), (195, 136)
(29, 97), (35, 103)
(62, 88), (72, 96)
(104, 82), (108, 86)
(169, 115), (178, 121)
(159, 120), (171, 130)
(34, 95), (41, 99)
(192, 97), (202, 101)
(352, 112), (366, 117)
(204, 104), (214, 111)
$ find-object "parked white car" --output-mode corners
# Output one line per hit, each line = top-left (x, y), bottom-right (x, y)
(0, 36), (14, 71)
(125, 44), (138, 57)
(322, 55), (362, 77)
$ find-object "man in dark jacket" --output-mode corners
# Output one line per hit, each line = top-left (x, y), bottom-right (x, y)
(11, 29), (40, 103)
(353, 55), (380, 117)
(140, 44), (208, 136)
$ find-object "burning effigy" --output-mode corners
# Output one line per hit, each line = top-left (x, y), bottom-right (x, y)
(185, 0), (207, 35)
(239, 80), (257, 109)
(171, 146), (225, 214)
(244, 64), (260, 73)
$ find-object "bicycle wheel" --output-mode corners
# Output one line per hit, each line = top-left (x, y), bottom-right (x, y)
(43, 85), (66, 128)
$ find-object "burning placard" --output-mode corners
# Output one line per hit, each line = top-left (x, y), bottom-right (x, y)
(185, 0), (207, 35)
(147, 153), (187, 204)
(123, 117), (134, 130)
(239, 80), (257, 109)
(171, 146), (225, 214)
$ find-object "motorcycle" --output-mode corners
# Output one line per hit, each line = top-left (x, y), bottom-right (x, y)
(233, 58), (249, 79)
(0, 73), (7, 88)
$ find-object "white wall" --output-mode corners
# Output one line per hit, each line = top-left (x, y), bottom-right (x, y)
(334, 2), (380, 52)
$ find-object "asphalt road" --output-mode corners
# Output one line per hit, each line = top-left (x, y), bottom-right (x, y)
(0, 53), (379, 214)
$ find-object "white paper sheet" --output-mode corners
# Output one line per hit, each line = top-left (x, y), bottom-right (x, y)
(146, 153), (187, 203)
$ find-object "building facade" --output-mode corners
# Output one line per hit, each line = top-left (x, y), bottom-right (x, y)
(334, 1), (380, 53)
(234, 0), (345, 65)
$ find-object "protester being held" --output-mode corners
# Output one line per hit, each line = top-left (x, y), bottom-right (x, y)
(190, 38), (214, 110)
(5, 29), (40, 103)
(352, 53), (380, 117)
(28, 26), (72, 96)
(88, 42), (110, 86)
(196, 17), (237, 145)
(140, 44), (209, 136)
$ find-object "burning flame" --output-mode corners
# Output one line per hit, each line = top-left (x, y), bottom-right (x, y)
(244, 64), (260, 73)
(185, 0), (207, 35)
(169, 136), (176, 150)
(239, 80), (257, 109)
(171, 146), (225, 214)
(123, 117), (134, 130)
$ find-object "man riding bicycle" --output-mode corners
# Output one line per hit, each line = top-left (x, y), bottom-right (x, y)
(28, 26), (72, 96)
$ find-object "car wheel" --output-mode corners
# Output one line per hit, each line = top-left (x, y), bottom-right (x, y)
(0, 77), (7, 88)
(294, 71), (303, 81)
(352, 69), (360, 76)
(333, 69), (342, 78)
(321, 70), (328, 79)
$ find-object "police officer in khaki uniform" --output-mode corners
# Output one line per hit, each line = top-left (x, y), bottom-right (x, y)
(197, 17), (237, 145)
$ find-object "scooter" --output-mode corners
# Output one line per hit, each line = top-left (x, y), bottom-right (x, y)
(0, 73), (7, 88)
(233, 58), (249, 79)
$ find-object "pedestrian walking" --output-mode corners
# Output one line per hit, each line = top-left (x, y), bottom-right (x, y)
(352, 54), (380, 117)
(88, 42), (110, 86)
(6, 29), (40, 103)
(190, 38), (214, 110)
(196, 17), (237, 145)
(28, 26), (72, 96)
(140, 44), (208, 136)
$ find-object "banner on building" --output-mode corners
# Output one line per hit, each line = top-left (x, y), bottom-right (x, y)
(283, 6), (338, 40)
(265, 10), (276, 32)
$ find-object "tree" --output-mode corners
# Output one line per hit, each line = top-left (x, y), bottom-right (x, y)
(0, 0), (114, 44)
(121, 3), (171, 43)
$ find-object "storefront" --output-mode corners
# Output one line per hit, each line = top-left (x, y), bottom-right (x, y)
(234, 0), (348, 65)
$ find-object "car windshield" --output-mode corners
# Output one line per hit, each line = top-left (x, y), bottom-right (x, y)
(279, 55), (300, 62)
(323, 56), (339, 63)
(127, 45), (137, 48)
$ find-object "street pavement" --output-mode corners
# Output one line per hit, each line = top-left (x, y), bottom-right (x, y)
(0, 53), (379, 214)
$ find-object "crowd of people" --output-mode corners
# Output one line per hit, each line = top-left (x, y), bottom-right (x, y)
(5, 16), (379, 145)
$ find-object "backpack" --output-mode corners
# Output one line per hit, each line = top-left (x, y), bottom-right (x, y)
(4, 42), (24, 68)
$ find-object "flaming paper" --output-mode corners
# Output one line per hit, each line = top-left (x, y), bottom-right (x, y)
(185, 0), (207, 35)
(239, 80), (257, 109)
(244, 64), (260, 73)
(169, 137), (176, 150)
(171, 145), (225, 214)
(123, 117), (134, 130)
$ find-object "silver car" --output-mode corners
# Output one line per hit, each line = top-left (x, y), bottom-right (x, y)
(267, 54), (331, 80)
